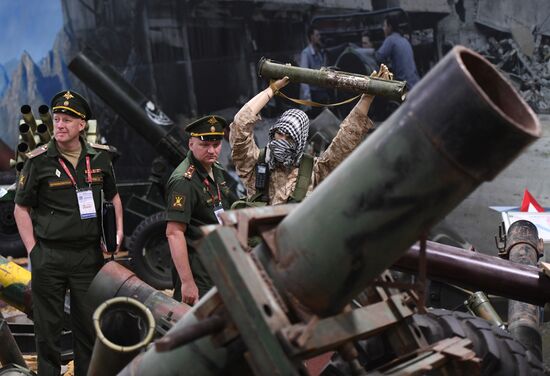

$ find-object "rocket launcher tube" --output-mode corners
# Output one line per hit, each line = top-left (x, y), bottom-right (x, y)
(258, 57), (408, 102)
(20, 105), (37, 133)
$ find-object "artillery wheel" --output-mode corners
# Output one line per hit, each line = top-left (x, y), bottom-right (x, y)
(321, 308), (545, 375)
(128, 212), (172, 290)
(0, 200), (25, 258)
(413, 309), (546, 375)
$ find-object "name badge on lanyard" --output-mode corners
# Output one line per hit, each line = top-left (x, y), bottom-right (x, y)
(214, 205), (224, 224)
(204, 178), (224, 224)
(59, 156), (97, 220)
(77, 188), (97, 219)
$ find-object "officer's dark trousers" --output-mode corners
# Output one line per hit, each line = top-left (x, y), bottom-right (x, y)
(30, 242), (103, 376)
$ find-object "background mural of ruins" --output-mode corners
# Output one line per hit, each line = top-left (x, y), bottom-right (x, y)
(0, 0), (549, 181)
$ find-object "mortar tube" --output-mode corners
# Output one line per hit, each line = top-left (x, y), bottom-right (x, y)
(258, 46), (540, 317)
(87, 297), (155, 376)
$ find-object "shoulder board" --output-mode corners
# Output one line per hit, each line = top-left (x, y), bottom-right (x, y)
(89, 142), (112, 151)
(183, 164), (196, 180)
(26, 145), (48, 159)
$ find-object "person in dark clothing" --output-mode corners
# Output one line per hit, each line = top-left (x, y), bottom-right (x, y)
(14, 90), (123, 376)
(165, 115), (236, 305)
(375, 15), (420, 89)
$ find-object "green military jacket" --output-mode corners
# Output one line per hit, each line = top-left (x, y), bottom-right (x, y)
(14, 138), (117, 248)
(165, 151), (235, 247)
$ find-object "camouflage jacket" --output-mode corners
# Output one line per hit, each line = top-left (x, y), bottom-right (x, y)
(229, 105), (374, 205)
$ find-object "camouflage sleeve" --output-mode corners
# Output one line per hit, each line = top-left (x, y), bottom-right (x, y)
(229, 105), (262, 195)
(14, 159), (38, 207)
(312, 106), (373, 186)
(165, 178), (194, 224)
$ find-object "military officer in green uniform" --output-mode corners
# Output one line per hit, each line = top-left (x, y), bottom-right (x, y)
(14, 90), (124, 376)
(166, 115), (236, 305)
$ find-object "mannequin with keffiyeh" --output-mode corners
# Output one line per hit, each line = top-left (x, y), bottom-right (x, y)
(229, 65), (393, 205)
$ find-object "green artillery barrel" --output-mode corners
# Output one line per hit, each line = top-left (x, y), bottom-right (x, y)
(18, 121), (36, 150)
(258, 57), (407, 102)
(38, 105), (53, 134)
(119, 45), (540, 375)
(0, 255), (32, 315)
(87, 297), (155, 376)
(258, 46), (541, 317)
(0, 312), (27, 369)
(36, 122), (51, 144)
(87, 261), (190, 335)
(20, 106), (37, 133)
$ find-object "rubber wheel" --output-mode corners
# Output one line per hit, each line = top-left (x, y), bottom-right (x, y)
(128, 212), (173, 290)
(413, 309), (546, 375)
(0, 200), (26, 258)
(321, 309), (546, 375)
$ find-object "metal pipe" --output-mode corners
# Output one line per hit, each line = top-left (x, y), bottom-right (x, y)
(258, 57), (408, 102)
(87, 297), (155, 376)
(260, 46), (540, 316)
(0, 255), (32, 315)
(505, 220), (542, 360)
(68, 47), (187, 167)
(86, 261), (190, 335)
(154, 315), (226, 352)
(0, 312), (27, 368)
(36, 122), (51, 144)
(118, 289), (237, 376)
(38, 105), (53, 134)
(20, 105), (36, 133)
(393, 241), (550, 307)
(18, 122), (36, 150)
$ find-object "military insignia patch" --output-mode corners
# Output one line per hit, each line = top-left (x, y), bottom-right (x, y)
(63, 91), (74, 100)
(207, 116), (218, 125)
(172, 194), (186, 210)
(18, 174), (26, 188)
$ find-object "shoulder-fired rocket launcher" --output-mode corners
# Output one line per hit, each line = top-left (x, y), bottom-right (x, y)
(258, 57), (408, 102)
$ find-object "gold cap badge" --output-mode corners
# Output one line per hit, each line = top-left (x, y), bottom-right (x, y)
(63, 91), (74, 100)
(207, 116), (218, 125)
(63, 101), (69, 106)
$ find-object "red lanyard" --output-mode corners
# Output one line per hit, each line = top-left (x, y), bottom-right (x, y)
(58, 155), (92, 189)
(203, 178), (222, 206)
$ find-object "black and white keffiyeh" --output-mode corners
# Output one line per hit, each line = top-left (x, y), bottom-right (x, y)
(267, 109), (309, 169)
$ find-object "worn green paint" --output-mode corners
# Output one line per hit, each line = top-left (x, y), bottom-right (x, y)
(258, 57), (407, 101)
(259, 46), (541, 317)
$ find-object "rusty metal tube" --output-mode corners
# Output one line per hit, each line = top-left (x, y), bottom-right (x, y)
(262, 46), (540, 316)
(0, 312), (27, 368)
(393, 240), (550, 306)
(87, 297), (155, 376)
(505, 220), (542, 359)
(258, 57), (407, 102)
(86, 261), (190, 335)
